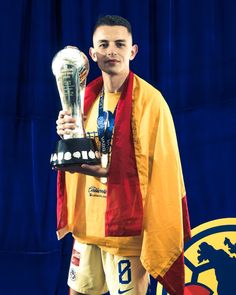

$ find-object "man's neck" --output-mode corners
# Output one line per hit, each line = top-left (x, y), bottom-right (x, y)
(102, 71), (129, 93)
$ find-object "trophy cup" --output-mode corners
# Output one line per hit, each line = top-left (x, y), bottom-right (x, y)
(50, 46), (100, 167)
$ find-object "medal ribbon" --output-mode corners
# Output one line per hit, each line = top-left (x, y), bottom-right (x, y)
(97, 89), (117, 154)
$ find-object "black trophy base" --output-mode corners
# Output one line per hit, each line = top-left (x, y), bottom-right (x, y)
(50, 138), (101, 167)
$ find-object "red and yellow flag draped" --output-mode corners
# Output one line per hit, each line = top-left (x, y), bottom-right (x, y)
(57, 72), (191, 294)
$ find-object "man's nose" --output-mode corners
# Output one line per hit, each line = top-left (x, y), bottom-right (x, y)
(107, 44), (117, 56)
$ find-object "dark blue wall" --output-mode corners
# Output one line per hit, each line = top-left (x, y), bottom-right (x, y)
(0, 1), (235, 294)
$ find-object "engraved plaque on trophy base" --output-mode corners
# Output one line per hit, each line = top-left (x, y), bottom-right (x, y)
(50, 138), (101, 167)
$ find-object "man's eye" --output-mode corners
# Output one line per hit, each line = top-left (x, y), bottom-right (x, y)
(99, 43), (108, 48)
(117, 43), (125, 47)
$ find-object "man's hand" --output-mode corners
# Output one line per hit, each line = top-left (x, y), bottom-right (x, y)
(56, 110), (76, 137)
(54, 164), (109, 178)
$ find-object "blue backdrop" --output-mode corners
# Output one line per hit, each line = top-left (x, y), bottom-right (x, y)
(0, 1), (235, 294)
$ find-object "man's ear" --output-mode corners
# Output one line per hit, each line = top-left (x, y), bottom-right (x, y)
(129, 44), (138, 61)
(89, 47), (97, 62)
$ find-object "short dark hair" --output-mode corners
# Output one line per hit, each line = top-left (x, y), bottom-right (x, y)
(93, 15), (132, 35)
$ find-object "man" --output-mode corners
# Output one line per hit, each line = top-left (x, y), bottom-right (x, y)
(56, 15), (191, 295)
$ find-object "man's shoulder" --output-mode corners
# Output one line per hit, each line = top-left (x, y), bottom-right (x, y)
(133, 74), (167, 107)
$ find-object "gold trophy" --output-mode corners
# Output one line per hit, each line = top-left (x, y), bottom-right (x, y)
(50, 46), (100, 167)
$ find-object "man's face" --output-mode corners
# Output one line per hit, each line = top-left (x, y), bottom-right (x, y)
(89, 25), (138, 76)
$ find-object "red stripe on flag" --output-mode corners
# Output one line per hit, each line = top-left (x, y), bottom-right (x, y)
(157, 196), (191, 294)
(182, 196), (191, 243)
(105, 72), (143, 236)
(57, 171), (68, 230)
(157, 252), (184, 295)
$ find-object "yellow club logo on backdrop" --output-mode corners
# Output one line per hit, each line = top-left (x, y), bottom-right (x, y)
(156, 218), (236, 295)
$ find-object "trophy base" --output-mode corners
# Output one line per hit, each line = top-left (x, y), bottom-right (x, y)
(50, 138), (101, 167)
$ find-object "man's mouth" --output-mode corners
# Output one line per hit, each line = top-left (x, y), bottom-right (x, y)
(105, 59), (119, 64)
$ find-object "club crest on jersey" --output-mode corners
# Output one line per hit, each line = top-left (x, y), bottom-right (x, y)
(156, 218), (236, 295)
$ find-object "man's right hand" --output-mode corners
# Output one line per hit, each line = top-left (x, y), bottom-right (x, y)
(56, 110), (76, 138)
